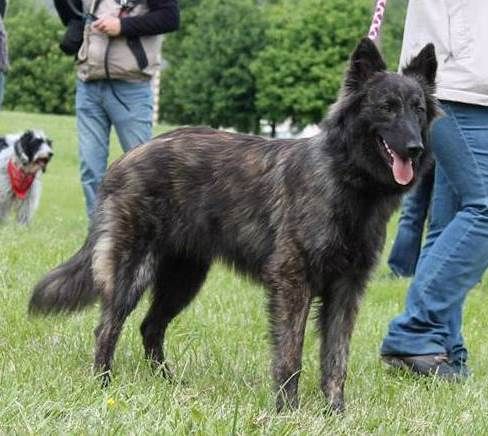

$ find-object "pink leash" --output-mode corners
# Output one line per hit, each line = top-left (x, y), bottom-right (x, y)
(368, 0), (388, 42)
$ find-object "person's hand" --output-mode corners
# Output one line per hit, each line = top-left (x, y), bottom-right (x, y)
(92, 17), (121, 36)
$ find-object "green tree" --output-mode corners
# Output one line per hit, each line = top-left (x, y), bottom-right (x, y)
(4, 4), (76, 114)
(159, 0), (266, 133)
(251, 0), (372, 131)
(381, 0), (408, 69)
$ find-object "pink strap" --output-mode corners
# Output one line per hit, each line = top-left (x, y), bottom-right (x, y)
(368, 0), (388, 41)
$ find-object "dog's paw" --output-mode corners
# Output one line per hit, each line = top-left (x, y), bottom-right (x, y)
(275, 393), (299, 413)
(94, 370), (111, 388)
(323, 398), (345, 416)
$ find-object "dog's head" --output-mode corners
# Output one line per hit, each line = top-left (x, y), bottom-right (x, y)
(337, 38), (439, 191)
(13, 130), (54, 174)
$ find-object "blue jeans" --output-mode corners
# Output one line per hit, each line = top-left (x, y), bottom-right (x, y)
(0, 71), (5, 109)
(388, 165), (435, 277)
(381, 101), (488, 364)
(76, 79), (153, 217)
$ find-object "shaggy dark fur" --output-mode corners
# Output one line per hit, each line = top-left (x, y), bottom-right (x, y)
(29, 38), (439, 412)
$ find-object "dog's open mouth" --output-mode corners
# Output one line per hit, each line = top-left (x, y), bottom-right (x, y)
(35, 157), (50, 171)
(378, 137), (414, 185)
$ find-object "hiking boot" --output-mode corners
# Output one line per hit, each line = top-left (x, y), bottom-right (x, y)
(381, 353), (468, 381)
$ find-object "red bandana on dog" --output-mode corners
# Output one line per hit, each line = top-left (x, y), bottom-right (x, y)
(7, 159), (35, 199)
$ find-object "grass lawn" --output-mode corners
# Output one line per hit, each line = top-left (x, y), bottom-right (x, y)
(1, 111), (488, 434)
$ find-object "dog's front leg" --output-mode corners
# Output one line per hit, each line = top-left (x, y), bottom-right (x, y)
(0, 201), (9, 224)
(318, 274), (366, 413)
(16, 181), (40, 225)
(264, 259), (312, 411)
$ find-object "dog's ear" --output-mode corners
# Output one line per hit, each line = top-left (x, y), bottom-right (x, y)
(402, 43), (437, 87)
(14, 143), (29, 165)
(14, 132), (32, 165)
(344, 37), (387, 91)
(20, 130), (34, 143)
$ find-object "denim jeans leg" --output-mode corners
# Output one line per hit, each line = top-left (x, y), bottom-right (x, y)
(382, 101), (488, 357)
(415, 165), (459, 271)
(76, 80), (111, 218)
(104, 80), (153, 152)
(0, 71), (5, 109)
(388, 166), (434, 277)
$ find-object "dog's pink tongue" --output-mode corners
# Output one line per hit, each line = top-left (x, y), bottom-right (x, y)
(390, 149), (413, 185)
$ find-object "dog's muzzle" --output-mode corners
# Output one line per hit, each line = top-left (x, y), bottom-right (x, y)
(406, 141), (424, 159)
(35, 150), (54, 172)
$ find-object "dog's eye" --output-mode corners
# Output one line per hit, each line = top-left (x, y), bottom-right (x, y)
(380, 103), (394, 113)
(415, 105), (426, 114)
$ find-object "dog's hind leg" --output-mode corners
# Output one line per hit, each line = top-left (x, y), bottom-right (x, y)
(318, 274), (367, 413)
(140, 255), (210, 377)
(93, 250), (154, 385)
(263, 255), (312, 411)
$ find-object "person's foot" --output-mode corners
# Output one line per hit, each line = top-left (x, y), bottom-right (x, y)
(449, 359), (472, 379)
(381, 353), (469, 381)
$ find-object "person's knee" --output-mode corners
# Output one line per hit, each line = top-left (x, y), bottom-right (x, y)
(462, 201), (488, 226)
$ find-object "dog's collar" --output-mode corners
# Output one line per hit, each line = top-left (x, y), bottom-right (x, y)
(7, 159), (35, 200)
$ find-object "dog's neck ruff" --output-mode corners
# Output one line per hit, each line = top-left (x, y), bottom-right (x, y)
(7, 159), (35, 199)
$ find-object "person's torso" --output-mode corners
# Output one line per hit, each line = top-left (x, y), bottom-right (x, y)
(400, 0), (488, 106)
(77, 0), (162, 82)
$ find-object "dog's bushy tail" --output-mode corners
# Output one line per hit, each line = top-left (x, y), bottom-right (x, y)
(29, 238), (98, 315)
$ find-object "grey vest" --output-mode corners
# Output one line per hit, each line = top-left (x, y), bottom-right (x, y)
(77, 0), (162, 82)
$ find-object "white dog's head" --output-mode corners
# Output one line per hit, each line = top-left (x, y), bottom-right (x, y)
(10, 130), (54, 174)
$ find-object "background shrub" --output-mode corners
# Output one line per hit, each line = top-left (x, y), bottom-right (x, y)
(3, 0), (407, 131)
(4, 1), (76, 114)
(250, 0), (371, 131)
(159, 0), (266, 133)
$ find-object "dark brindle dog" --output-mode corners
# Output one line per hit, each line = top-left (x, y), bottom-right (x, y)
(29, 39), (439, 412)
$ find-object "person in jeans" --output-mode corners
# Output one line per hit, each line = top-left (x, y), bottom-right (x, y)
(54, 0), (179, 217)
(381, 0), (488, 378)
(0, 0), (8, 109)
(388, 165), (434, 278)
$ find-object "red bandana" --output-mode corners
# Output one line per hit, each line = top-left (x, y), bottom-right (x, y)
(7, 159), (35, 200)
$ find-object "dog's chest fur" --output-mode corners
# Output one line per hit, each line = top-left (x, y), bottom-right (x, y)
(0, 146), (40, 224)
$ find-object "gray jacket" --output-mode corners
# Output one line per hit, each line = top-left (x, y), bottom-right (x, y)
(0, 15), (8, 72)
(77, 0), (162, 82)
(400, 0), (488, 106)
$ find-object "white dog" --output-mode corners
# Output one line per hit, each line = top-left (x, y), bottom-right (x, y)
(0, 130), (53, 224)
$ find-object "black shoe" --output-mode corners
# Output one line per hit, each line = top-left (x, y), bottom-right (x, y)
(449, 359), (472, 379)
(381, 353), (468, 381)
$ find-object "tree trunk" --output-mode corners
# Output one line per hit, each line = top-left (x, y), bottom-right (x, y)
(270, 121), (276, 138)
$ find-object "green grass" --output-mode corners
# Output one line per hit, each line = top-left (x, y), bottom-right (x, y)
(1, 111), (488, 434)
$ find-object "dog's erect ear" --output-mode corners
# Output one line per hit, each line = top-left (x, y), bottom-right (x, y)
(402, 43), (437, 87)
(344, 38), (387, 91)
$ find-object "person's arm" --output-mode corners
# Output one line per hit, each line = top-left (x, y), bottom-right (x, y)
(120, 0), (180, 37)
(54, 0), (83, 26)
(0, 0), (7, 18)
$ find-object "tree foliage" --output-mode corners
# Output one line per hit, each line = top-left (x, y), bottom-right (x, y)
(159, 0), (266, 132)
(2, 0), (407, 130)
(250, 0), (372, 130)
(381, 0), (408, 70)
(4, 3), (76, 114)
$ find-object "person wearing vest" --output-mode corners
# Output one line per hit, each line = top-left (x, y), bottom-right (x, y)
(381, 0), (488, 379)
(54, 0), (179, 218)
(0, 0), (8, 109)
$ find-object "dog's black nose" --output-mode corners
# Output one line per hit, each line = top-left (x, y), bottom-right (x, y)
(48, 151), (54, 159)
(406, 142), (423, 159)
